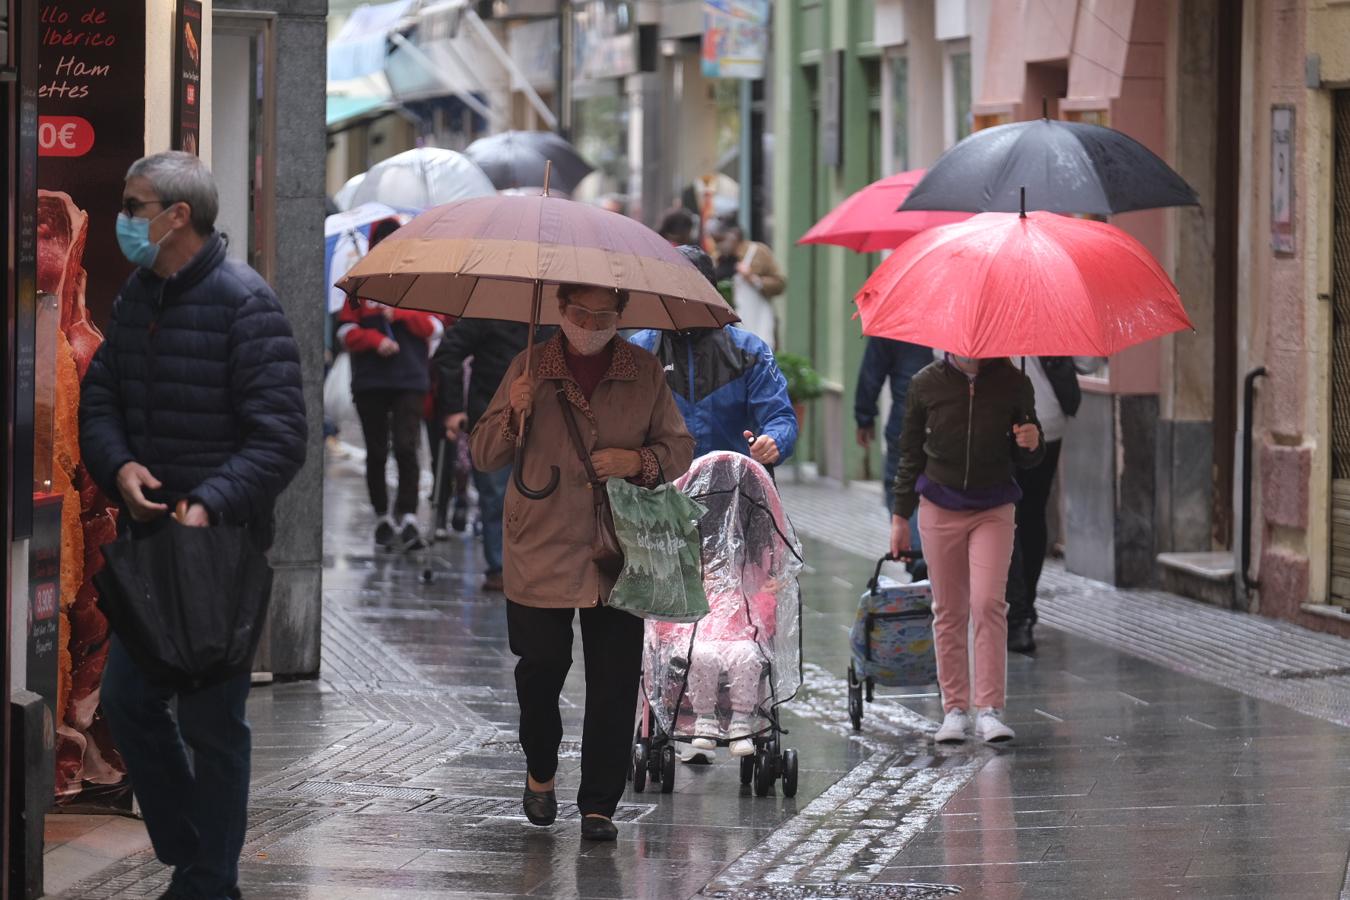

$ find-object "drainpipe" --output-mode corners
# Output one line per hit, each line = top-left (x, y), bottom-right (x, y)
(1241, 366), (1267, 592)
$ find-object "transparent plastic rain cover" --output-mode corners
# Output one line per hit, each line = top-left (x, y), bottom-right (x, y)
(644, 451), (804, 742)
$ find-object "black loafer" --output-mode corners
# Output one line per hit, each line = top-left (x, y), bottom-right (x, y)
(581, 816), (618, 842)
(1007, 621), (1036, 654)
(523, 786), (557, 826)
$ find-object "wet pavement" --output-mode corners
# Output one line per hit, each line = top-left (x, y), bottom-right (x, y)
(47, 453), (1350, 899)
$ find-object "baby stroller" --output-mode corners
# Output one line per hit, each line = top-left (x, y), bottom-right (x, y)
(848, 553), (938, 730)
(631, 452), (805, 797)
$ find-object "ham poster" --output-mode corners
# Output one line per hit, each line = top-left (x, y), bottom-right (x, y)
(36, 0), (145, 801)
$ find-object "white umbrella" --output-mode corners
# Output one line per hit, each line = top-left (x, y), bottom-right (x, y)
(333, 173), (365, 212)
(348, 147), (495, 210)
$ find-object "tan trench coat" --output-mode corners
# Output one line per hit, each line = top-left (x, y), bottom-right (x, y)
(470, 333), (695, 609)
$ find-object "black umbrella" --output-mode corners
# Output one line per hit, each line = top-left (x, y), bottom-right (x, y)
(94, 520), (273, 691)
(464, 131), (595, 195)
(899, 116), (1199, 217)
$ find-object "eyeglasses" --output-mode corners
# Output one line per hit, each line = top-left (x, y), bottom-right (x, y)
(563, 305), (620, 329)
(121, 197), (167, 218)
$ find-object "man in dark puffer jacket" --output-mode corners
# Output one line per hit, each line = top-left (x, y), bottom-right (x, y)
(80, 151), (306, 900)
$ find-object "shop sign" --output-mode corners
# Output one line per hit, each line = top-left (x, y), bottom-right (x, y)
(1271, 105), (1295, 255)
(572, 0), (637, 82)
(173, 0), (203, 154)
(701, 0), (768, 80)
(37, 0), (146, 329)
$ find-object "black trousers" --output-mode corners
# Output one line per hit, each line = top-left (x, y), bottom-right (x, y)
(506, 598), (644, 818)
(1007, 439), (1063, 627)
(354, 389), (424, 518)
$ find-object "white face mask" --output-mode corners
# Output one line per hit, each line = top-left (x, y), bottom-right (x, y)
(950, 354), (981, 375)
(561, 318), (616, 356)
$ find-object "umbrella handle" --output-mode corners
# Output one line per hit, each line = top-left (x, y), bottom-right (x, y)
(513, 411), (560, 500)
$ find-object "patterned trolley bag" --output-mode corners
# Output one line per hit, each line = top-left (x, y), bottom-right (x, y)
(847, 552), (937, 731)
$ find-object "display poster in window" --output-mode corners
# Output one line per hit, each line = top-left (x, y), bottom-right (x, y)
(702, 0), (769, 80)
(1271, 105), (1295, 255)
(572, 0), (638, 82)
(36, 0), (144, 803)
(173, 0), (203, 154)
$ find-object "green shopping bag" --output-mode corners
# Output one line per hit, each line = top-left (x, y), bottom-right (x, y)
(604, 479), (708, 622)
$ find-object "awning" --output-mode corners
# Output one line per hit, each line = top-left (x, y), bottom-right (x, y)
(326, 94), (393, 128)
(327, 0), (415, 81)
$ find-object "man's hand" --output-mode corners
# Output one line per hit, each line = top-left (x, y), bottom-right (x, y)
(743, 431), (780, 466)
(445, 412), (468, 440)
(116, 462), (168, 523)
(590, 449), (642, 481)
(856, 425), (875, 449)
(376, 337), (400, 357)
(381, 305), (397, 321)
(889, 514), (912, 558)
(509, 373), (534, 418)
(1013, 422), (1040, 451)
(174, 501), (211, 528)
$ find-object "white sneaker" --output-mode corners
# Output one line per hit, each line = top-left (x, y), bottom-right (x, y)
(729, 738), (755, 757)
(975, 708), (1015, 743)
(678, 744), (716, 764)
(935, 709), (970, 744)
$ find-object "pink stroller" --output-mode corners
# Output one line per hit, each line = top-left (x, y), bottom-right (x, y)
(631, 451), (804, 797)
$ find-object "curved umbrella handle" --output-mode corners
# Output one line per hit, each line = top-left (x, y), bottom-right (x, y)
(514, 445), (560, 500)
(513, 411), (559, 500)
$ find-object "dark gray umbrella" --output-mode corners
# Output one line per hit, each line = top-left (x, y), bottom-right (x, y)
(464, 131), (595, 195)
(899, 117), (1199, 216)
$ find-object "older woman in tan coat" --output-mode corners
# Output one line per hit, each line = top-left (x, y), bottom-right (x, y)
(471, 283), (694, 842)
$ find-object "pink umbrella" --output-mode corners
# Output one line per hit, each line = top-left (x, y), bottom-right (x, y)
(799, 169), (973, 253)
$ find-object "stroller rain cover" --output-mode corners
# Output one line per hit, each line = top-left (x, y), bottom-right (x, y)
(644, 451), (804, 743)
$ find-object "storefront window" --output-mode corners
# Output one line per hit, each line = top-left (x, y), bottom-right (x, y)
(950, 50), (972, 143)
(572, 87), (629, 200)
(889, 54), (908, 172)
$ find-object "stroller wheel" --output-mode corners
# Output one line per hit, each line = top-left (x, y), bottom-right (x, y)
(782, 749), (799, 798)
(632, 743), (649, 793)
(739, 755), (755, 786)
(753, 749), (774, 798)
(660, 745), (677, 794)
(848, 664), (864, 731)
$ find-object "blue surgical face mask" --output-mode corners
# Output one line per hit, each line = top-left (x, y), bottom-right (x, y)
(116, 208), (171, 269)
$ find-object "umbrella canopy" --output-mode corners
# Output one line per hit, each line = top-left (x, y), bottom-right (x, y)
(324, 203), (408, 314)
(855, 210), (1191, 358)
(333, 173), (364, 212)
(465, 131), (595, 195)
(799, 169), (973, 252)
(337, 193), (736, 330)
(348, 147), (496, 210)
(899, 118), (1199, 217)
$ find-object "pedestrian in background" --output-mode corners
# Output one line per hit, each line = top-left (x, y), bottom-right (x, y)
(890, 353), (1043, 745)
(434, 318), (553, 592)
(657, 208), (697, 247)
(471, 284), (693, 842)
(337, 218), (441, 551)
(82, 151), (307, 900)
(1004, 355), (1103, 653)
(630, 245), (797, 473)
(709, 216), (785, 349)
(423, 316), (470, 541)
(855, 335), (934, 579)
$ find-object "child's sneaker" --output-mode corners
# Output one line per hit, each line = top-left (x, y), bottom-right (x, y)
(975, 708), (1015, 744)
(935, 709), (970, 744)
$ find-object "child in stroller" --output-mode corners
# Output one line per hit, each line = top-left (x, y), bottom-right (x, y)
(634, 451), (804, 797)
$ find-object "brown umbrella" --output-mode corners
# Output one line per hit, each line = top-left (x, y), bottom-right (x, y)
(336, 180), (737, 499)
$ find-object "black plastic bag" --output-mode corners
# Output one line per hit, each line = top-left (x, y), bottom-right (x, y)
(94, 521), (273, 692)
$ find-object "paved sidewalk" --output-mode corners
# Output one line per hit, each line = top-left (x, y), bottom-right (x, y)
(42, 460), (1350, 899)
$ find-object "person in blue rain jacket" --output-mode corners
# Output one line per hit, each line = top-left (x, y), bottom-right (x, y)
(629, 246), (798, 469)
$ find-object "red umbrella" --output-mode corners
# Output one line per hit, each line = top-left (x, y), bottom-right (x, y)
(855, 210), (1191, 357)
(799, 169), (973, 253)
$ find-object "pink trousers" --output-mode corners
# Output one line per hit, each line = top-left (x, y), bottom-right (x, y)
(917, 498), (1016, 713)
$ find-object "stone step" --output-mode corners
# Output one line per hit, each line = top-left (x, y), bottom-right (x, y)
(1157, 551), (1236, 608)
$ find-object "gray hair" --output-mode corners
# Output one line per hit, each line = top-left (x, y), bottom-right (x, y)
(126, 151), (219, 234)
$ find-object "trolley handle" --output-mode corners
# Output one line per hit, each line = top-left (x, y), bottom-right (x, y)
(868, 551), (924, 594)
